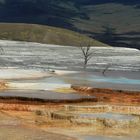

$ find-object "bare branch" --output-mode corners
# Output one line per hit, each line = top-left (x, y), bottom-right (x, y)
(102, 64), (111, 76)
(0, 46), (4, 55)
(79, 39), (94, 69)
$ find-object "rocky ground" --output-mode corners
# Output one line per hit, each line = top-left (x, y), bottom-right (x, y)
(0, 101), (140, 140)
(0, 40), (139, 139)
(0, 110), (76, 140)
(72, 86), (140, 105)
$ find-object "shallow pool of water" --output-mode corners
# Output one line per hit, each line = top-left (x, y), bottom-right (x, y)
(0, 90), (95, 101)
(39, 73), (140, 86)
(78, 113), (135, 121)
(8, 71), (140, 91)
(81, 135), (119, 140)
(64, 73), (140, 85)
(81, 135), (140, 140)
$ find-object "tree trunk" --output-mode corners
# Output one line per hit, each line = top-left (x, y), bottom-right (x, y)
(84, 59), (88, 70)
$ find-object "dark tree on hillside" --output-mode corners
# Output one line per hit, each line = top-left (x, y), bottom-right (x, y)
(100, 25), (118, 45)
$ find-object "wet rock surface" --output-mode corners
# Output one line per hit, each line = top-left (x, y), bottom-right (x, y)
(0, 102), (140, 140)
(0, 111), (77, 140)
(72, 86), (140, 104)
(0, 40), (139, 140)
(51, 105), (140, 128)
(0, 90), (97, 103)
(0, 126), (76, 140)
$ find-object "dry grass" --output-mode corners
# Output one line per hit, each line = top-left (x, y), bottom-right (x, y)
(0, 23), (107, 47)
(53, 88), (76, 94)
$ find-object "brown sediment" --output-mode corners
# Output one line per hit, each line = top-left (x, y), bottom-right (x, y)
(0, 102), (140, 139)
(0, 96), (97, 105)
(0, 102), (64, 112)
(71, 85), (140, 105)
(0, 81), (8, 90)
(0, 97), (95, 113)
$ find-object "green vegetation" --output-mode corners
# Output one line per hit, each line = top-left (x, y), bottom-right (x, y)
(0, 23), (107, 46)
(73, 3), (140, 34)
(72, 3), (140, 48)
(0, 1), (139, 48)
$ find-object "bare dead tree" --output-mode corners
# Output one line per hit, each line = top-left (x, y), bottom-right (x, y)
(0, 46), (6, 68)
(102, 64), (111, 76)
(0, 46), (4, 55)
(80, 40), (93, 69)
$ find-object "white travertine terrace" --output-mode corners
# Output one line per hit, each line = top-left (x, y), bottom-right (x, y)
(0, 40), (139, 71)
